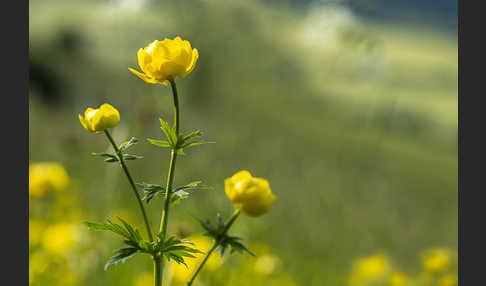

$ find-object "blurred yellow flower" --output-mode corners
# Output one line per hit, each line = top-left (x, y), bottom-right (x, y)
(134, 272), (152, 286)
(29, 219), (45, 246)
(437, 274), (457, 286)
(254, 254), (280, 275)
(349, 253), (390, 286)
(421, 248), (452, 274)
(41, 223), (79, 256)
(78, 103), (120, 133)
(29, 162), (69, 198)
(389, 272), (408, 286)
(171, 235), (222, 284)
(129, 36), (199, 85)
(224, 170), (276, 217)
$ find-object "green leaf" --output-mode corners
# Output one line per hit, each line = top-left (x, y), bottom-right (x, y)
(104, 157), (119, 163)
(173, 181), (211, 193)
(91, 152), (119, 162)
(122, 154), (143, 160)
(159, 118), (178, 147)
(84, 220), (131, 239)
(147, 138), (171, 148)
(104, 247), (138, 270)
(119, 137), (138, 151)
(181, 141), (214, 149)
(170, 190), (189, 206)
(182, 130), (202, 144)
(117, 217), (142, 243)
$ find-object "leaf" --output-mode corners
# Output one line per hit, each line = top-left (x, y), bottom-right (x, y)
(136, 183), (165, 191)
(119, 137), (138, 151)
(122, 154), (143, 160)
(91, 152), (117, 159)
(181, 141), (214, 149)
(117, 217), (142, 243)
(83, 220), (130, 240)
(216, 213), (224, 228)
(136, 183), (166, 203)
(159, 118), (178, 147)
(228, 240), (255, 256)
(173, 182), (211, 193)
(104, 157), (119, 163)
(182, 130), (202, 144)
(147, 138), (171, 148)
(104, 247), (138, 270)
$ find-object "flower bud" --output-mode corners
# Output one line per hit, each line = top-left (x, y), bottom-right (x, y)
(78, 103), (120, 133)
(224, 170), (276, 217)
(129, 36), (199, 85)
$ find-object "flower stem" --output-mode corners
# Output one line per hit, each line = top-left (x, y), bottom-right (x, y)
(103, 129), (154, 242)
(186, 209), (241, 286)
(156, 78), (180, 286)
(153, 257), (162, 286)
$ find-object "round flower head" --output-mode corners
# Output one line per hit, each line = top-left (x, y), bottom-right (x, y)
(224, 170), (276, 217)
(78, 103), (120, 133)
(129, 36), (199, 85)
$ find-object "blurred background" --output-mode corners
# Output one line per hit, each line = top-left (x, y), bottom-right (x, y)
(29, 0), (457, 285)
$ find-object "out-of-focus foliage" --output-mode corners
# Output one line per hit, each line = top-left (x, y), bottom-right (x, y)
(29, 0), (457, 285)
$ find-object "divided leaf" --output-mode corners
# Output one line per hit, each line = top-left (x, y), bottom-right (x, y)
(119, 137), (138, 152)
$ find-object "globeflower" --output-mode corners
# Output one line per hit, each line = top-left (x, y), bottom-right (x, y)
(421, 248), (452, 274)
(78, 103), (120, 133)
(29, 162), (69, 198)
(129, 36), (198, 85)
(41, 223), (80, 257)
(224, 170), (276, 217)
(349, 253), (390, 286)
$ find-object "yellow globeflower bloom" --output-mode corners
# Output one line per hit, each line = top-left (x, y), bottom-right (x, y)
(41, 223), (79, 256)
(225, 170), (276, 217)
(254, 254), (280, 275)
(78, 103), (120, 133)
(129, 36), (199, 85)
(349, 253), (390, 286)
(29, 162), (69, 198)
(171, 235), (222, 284)
(421, 248), (452, 274)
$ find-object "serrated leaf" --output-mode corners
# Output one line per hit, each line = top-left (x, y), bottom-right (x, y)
(104, 247), (138, 270)
(117, 217), (141, 243)
(83, 220), (130, 240)
(122, 154), (143, 160)
(147, 138), (172, 148)
(159, 118), (178, 147)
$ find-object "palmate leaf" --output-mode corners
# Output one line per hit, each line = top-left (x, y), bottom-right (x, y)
(104, 247), (138, 270)
(159, 236), (205, 267)
(83, 217), (142, 244)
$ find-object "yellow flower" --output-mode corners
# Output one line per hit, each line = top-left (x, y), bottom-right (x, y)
(29, 219), (45, 246)
(349, 253), (390, 286)
(41, 223), (79, 256)
(129, 36), (199, 85)
(29, 162), (69, 198)
(134, 272), (152, 286)
(437, 274), (457, 286)
(78, 103), (120, 133)
(225, 170), (276, 217)
(254, 254), (280, 275)
(421, 248), (452, 274)
(170, 235), (222, 284)
(389, 272), (408, 286)
(29, 251), (51, 283)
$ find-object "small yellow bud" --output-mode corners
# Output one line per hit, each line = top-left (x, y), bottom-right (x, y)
(129, 36), (199, 85)
(224, 170), (276, 217)
(78, 103), (120, 133)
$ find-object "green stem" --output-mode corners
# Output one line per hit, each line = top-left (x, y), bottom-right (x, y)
(186, 209), (241, 286)
(157, 78), (180, 286)
(104, 129), (154, 242)
(153, 257), (162, 286)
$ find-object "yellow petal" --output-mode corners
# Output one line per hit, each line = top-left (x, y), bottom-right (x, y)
(78, 114), (91, 132)
(129, 68), (162, 84)
(183, 48), (199, 77)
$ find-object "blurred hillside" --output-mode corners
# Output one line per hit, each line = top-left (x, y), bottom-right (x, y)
(29, 0), (457, 285)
